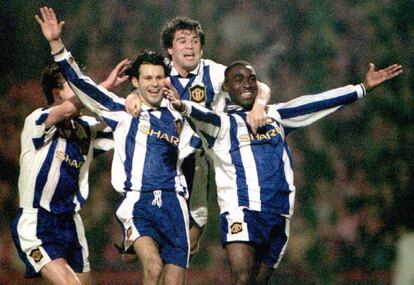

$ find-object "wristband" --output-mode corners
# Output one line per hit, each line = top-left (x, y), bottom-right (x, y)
(51, 45), (65, 56)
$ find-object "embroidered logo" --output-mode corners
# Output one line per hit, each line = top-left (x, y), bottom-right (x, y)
(30, 248), (43, 263)
(126, 227), (132, 238)
(190, 85), (206, 103)
(230, 222), (243, 234)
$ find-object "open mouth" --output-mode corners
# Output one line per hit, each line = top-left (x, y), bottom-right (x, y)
(184, 54), (195, 60)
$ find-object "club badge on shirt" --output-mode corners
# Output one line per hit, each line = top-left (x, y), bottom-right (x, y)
(190, 85), (206, 103)
(30, 248), (43, 263)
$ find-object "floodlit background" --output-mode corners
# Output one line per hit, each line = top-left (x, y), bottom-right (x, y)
(1, 1), (413, 284)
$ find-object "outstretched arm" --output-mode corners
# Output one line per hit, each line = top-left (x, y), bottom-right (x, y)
(363, 63), (402, 92)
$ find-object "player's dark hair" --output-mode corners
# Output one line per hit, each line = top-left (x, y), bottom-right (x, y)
(224, 61), (253, 79)
(125, 49), (170, 80)
(41, 62), (65, 105)
(161, 17), (205, 59)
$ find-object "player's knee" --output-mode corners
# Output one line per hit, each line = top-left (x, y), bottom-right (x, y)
(231, 270), (254, 285)
(142, 257), (163, 281)
(230, 263), (255, 285)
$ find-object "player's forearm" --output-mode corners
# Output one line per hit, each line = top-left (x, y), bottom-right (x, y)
(53, 49), (125, 115)
(45, 99), (77, 129)
(183, 101), (222, 140)
(49, 38), (65, 56)
(253, 81), (271, 109)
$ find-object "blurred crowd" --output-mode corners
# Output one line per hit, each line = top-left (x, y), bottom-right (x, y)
(1, 1), (413, 284)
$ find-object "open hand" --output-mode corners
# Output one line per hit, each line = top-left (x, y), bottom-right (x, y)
(35, 7), (63, 43)
(163, 78), (184, 112)
(363, 63), (403, 92)
(100, 58), (131, 90)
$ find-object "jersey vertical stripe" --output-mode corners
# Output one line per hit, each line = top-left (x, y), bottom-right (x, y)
(19, 108), (113, 214)
(183, 84), (365, 216)
(54, 50), (186, 194)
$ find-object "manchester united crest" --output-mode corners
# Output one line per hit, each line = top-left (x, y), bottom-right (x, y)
(127, 227), (132, 238)
(190, 85), (206, 103)
(230, 222), (243, 234)
(30, 248), (43, 263)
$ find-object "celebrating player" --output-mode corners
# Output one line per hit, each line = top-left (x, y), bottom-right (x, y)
(166, 60), (402, 284)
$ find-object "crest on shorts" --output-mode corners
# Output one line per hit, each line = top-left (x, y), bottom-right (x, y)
(126, 227), (132, 238)
(30, 248), (43, 263)
(190, 85), (206, 103)
(230, 222), (243, 234)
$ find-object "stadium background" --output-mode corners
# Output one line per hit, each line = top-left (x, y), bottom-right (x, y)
(0, 1), (413, 284)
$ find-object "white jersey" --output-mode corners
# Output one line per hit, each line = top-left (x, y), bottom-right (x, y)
(18, 108), (113, 214)
(182, 84), (366, 217)
(54, 50), (187, 195)
(170, 59), (227, 159)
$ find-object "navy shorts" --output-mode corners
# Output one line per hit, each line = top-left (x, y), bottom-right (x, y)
(116, 190), (190, 268)
(11, 208), (89, 278)
(221, 208), (290, 268)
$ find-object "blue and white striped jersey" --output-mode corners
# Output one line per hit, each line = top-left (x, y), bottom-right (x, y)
(18, 108), (113, 214)
(181, 84), (366, 217)
(54, 50), (187, 195)
(170, 59), (227, 158)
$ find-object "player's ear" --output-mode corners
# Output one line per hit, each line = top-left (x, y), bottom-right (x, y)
(52, 87), (62, 101)
(131, 77), (139, 88)
(167, 48), (173, 57)
(222, 80), (229, 92)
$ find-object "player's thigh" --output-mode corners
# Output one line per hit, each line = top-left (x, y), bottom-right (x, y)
(225, 242), (256, 273)
(40, 257), (81, 285)
(163, 263), (186, 285)
(133, 236), (162, 266)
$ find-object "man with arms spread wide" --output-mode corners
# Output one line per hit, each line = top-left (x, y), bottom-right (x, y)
(167, 60), (402, 284)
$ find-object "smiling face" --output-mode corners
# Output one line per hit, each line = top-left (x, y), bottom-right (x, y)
(167, 29), (202, 77)
(223, 63), (258, 110)
(133, 64), (166, 108)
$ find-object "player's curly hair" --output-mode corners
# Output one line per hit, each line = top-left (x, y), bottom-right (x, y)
(41, 62), (65, 105)
(161, 17), (205, 59)
(125, 49), (170, 80)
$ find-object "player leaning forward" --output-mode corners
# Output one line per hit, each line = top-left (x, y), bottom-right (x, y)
(167, 60), (402, 284)
(36, 6), (190, 285)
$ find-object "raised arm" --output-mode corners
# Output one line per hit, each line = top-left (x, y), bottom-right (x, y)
(36, 6), (126, 123)
(275, 63), (402, 132)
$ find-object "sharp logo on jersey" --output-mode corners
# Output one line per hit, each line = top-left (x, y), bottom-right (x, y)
(30, 248), (43, 263)
(190, 85), (206, 103)
(139, 125), (180, 145)
(230, 222), (243, 234)
(239, 127), (281, 142)
(56, 151), (85, 169)
(126, 227), (132, 238)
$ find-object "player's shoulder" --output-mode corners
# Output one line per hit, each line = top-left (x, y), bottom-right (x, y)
(202, 58), (227, 70)
(24, 107), (49, 124)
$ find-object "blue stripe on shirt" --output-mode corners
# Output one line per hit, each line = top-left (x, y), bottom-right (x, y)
(33, 138), (59, 208)
(123, 118), (139, 190)
(190, 106), (221, 127)
(229, 115), (249, 208)
(278, 91), (358, 119)
(58, 60), (125, 111)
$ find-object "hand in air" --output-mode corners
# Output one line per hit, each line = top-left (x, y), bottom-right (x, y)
(363, 63), (403, 92)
